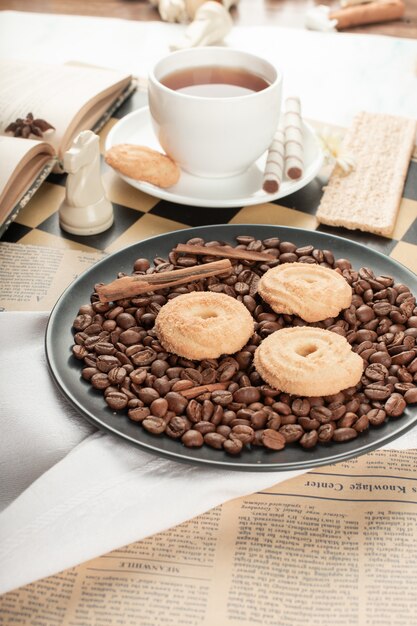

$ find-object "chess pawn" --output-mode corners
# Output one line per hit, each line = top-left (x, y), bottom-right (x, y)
(59, 130), (114, 236)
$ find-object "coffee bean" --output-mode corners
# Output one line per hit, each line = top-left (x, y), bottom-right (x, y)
(223, 438), (243, 455)
(310, 406), (333, 424)
(212, 390), (233, 406)
(142, 417), (166, 434)
(194, 421), (216, 435)
(354, 415), (369, 432)
(186, 399), (202, 423)
(204, 432), (226, 449)
(300, 431), (318, 449)
(333, 428), (358, 442)
(292, 398), (310, 417)
(365, 362), (389, 382)
(261, 429), (286, 450)
(138, 387), (160, 405)
(106, 391), (128, 411)
(364, 383), (392, 401)
(233, 386), (261, 404)
(404, 388), (417, 404)
(385, 393), (406, 417)
(181, 430), (204, 447)
(318, 423), (335, 442)
(366, 408), (386, 426)
(279, 424), (304, 443)
(165, 392), (188, 414)
(231, 425), (255, 444)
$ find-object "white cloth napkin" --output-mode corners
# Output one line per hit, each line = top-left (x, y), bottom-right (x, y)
(1, 312), (416, 596)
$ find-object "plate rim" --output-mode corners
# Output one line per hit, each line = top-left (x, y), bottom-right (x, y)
(104, 106), (324, 208)
(45, 224), (417, 472)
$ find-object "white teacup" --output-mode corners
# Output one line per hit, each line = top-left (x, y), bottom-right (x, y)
(148, 47), (282, 178)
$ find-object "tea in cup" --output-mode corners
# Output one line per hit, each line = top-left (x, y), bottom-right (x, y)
(148, 47), (282, 178)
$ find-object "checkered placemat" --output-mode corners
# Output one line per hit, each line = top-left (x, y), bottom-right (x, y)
(2, 89), (416, 275)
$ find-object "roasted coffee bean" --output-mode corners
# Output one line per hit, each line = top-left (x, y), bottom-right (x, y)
(364, 383), (392, 400)
(82, 367), (98, 381)
(391, 350), (416, 366)
(73, 345), (88, 360)
(181, 430), (203, 447)
(385, 393), (407, 417)
(261, 429), (286, 450)
(318, 423), (335, 442)
(172, 380), (194, 392)
(337, 412), (357, 428)
(231, 425), (255, 444)
(280, 414), (298, 425)
(212, 390), (233, 406)
(165, 392), (188, 414)
(291, 398), (310, 417)
(223, 438), (243, 455)
(233, 387), (261, 404)
(186, 399), (202, 423)
(142, 417), (166, 434)
(405, 388), (417, 403)
(150, 398), (168, 418)
(194, 421), (216, 434)
(300, 431), (318, 449)
(128, 407), (150, 422)
(327, 402), (346, 421)
(108, 366), (127, 385)
(356, 305), (375, 323)
(365, 363), (389, 382)
(251, 410), (269, 430)
(90, 373), (110, 390)
(333, 428), (358, 442)
(137, 387), (160, 405)
(309, 406), (333, 424)
(272, 402), (292, 416)
(354, 415), (369, 432)
(204, 432), (226, 449)
(279, 424), (304, 443)
(106, 391), (128, 411)
(96, 355), (121, 373)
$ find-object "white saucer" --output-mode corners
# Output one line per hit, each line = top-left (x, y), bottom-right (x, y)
(105, 107), (323, 208)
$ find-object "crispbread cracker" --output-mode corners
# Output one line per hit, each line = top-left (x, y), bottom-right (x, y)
(105, 144), (180, 188)
(316, 112), (416, 237)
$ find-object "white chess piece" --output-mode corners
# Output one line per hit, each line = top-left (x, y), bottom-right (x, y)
(170, 1), (233, 50)
(59, 131), (114, 236)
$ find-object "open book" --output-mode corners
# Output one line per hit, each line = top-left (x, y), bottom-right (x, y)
(0, 60), (136, 237)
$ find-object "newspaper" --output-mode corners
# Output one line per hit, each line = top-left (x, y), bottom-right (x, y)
(0, 242), (104, 310)
(1, 448), (416, 625)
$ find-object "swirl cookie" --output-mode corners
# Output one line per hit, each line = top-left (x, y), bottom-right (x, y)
(254, 327), (363, 396)
(155, 291), (254, 360)
(105, 144), (180, 188)
(258, 263), (352, 322)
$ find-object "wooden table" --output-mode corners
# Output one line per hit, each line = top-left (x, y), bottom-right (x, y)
(0, 0), (416, 38)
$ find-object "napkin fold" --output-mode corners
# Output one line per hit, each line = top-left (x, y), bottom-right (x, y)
(0, 312), (303, 595)
(1, 312), (415, 596)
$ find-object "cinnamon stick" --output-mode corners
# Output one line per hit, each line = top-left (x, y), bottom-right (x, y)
(96, 259), (232, 302)
(331, 0), (405, 29)
(174, 243), (276, 262)
(179, 383), (228, 399)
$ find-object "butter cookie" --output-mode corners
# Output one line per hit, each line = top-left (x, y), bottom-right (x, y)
(254, 327), (363, 396)
(105, 144), (180, 187)
(258, 262), (352, 322)
(155, 291), (254, 360)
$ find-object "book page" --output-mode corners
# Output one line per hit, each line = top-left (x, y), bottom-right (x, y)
(0, 60), (131, 156)
(1, 448), (416, 625)
(0, 243), (104, 310)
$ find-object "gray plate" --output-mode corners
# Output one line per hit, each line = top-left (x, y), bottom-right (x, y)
(45, 224), (417, 471)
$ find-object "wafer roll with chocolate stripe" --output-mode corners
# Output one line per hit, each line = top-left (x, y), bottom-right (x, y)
(284, 96), (303, 180)
(263, 128), (285, 193)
